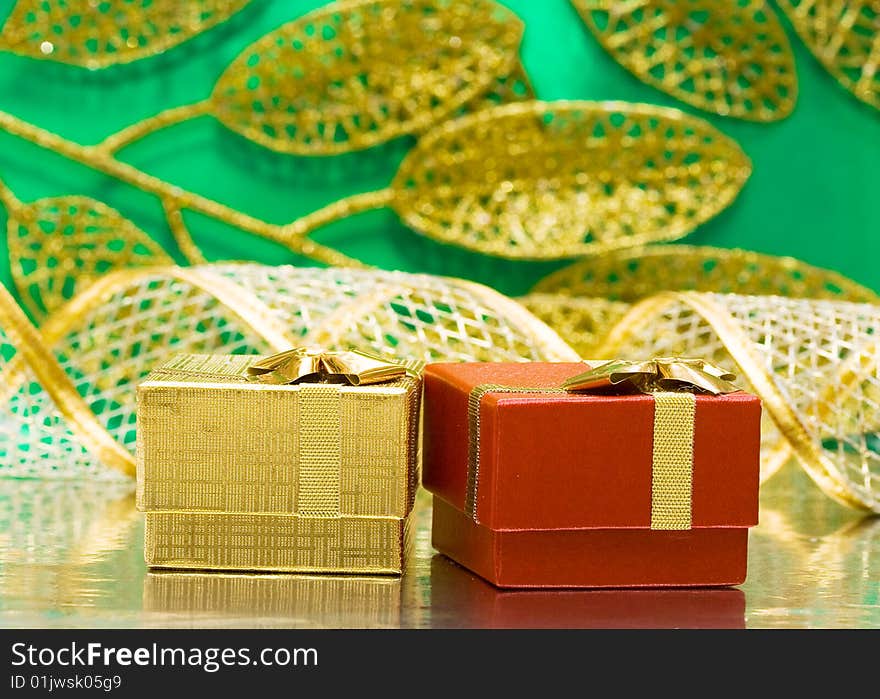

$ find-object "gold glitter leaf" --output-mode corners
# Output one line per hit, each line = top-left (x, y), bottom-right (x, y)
(460, 60), (534, 113)
(210, 0), (524, 155)
(389, 101), (751, 260)
(518, 293), (631, 358)
(0, 0), (252, 69)
(7, 196), (173, 318)
(571, 0), (798, 121)
(777, 0), (880, 111)
(532, 245), (880, 302)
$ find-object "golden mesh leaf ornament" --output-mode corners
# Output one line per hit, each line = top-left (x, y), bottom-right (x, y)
(2, 190), (173, 319)
(0, 97), (750, 275)
(0, 264), (577, 479)
(210, 0), (525, 155)
(777, 0), (880, 110)
(462, 60), (534, 113)
(388, 101), (751, 260)
(571, 0), (798, 121)
(532, 245), (880, 302)
(0, 0), (252, 69)
(0, 3), (534, 272)
(518, 293), (632, 360)
(597, 292), (880, 511)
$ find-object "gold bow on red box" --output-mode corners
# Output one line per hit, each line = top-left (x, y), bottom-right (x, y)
(562, 357), (740, 395)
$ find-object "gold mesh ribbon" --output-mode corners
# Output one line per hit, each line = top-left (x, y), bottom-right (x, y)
(466, 358), (741, 530)
(0, 264), (576, 481)
(594, 292), (880, 512)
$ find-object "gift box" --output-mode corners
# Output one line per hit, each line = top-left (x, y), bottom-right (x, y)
(137, 350), (421, 574)
(423, 360), (761, 588)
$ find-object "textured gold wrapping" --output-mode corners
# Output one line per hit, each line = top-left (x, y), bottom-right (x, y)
(144, 512), (413, 574)
(136, 353), (420, 573)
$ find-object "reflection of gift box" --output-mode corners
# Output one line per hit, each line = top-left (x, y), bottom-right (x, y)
(137, 352), (421, 574)
(144, 571), (402, 627)
(429, 556), (746, 628)
(423, 362), (761, 588)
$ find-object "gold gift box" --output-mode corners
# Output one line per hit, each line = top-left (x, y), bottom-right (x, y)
(136, 354), (420, 574)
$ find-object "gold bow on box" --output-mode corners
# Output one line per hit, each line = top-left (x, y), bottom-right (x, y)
(562, 357), (740, 395)
(246, 347), (416, 386)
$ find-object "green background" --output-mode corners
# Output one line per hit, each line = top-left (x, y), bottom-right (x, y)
(0, 0), (877, 300)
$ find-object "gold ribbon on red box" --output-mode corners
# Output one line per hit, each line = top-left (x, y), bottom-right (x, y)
(562, 357), (739, 395)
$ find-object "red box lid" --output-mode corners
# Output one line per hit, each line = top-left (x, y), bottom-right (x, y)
(422, 362), (761, 531)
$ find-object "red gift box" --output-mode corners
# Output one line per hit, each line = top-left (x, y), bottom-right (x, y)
(422, 362), (761, 588)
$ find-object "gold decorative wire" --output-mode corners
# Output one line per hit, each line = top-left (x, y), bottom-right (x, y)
(571, 0), (798, 121)
(389, 100), (751, 260)
(0, 0), (252, 69)
(596, 291), (880, 512)
(0, 263), (577, 479)
(0, 110), (363, 267)
(211, 0), (525, 155)
(777, 0), (880, 111)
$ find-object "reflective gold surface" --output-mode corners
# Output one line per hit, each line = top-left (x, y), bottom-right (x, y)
(1, 464), (877, 628)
